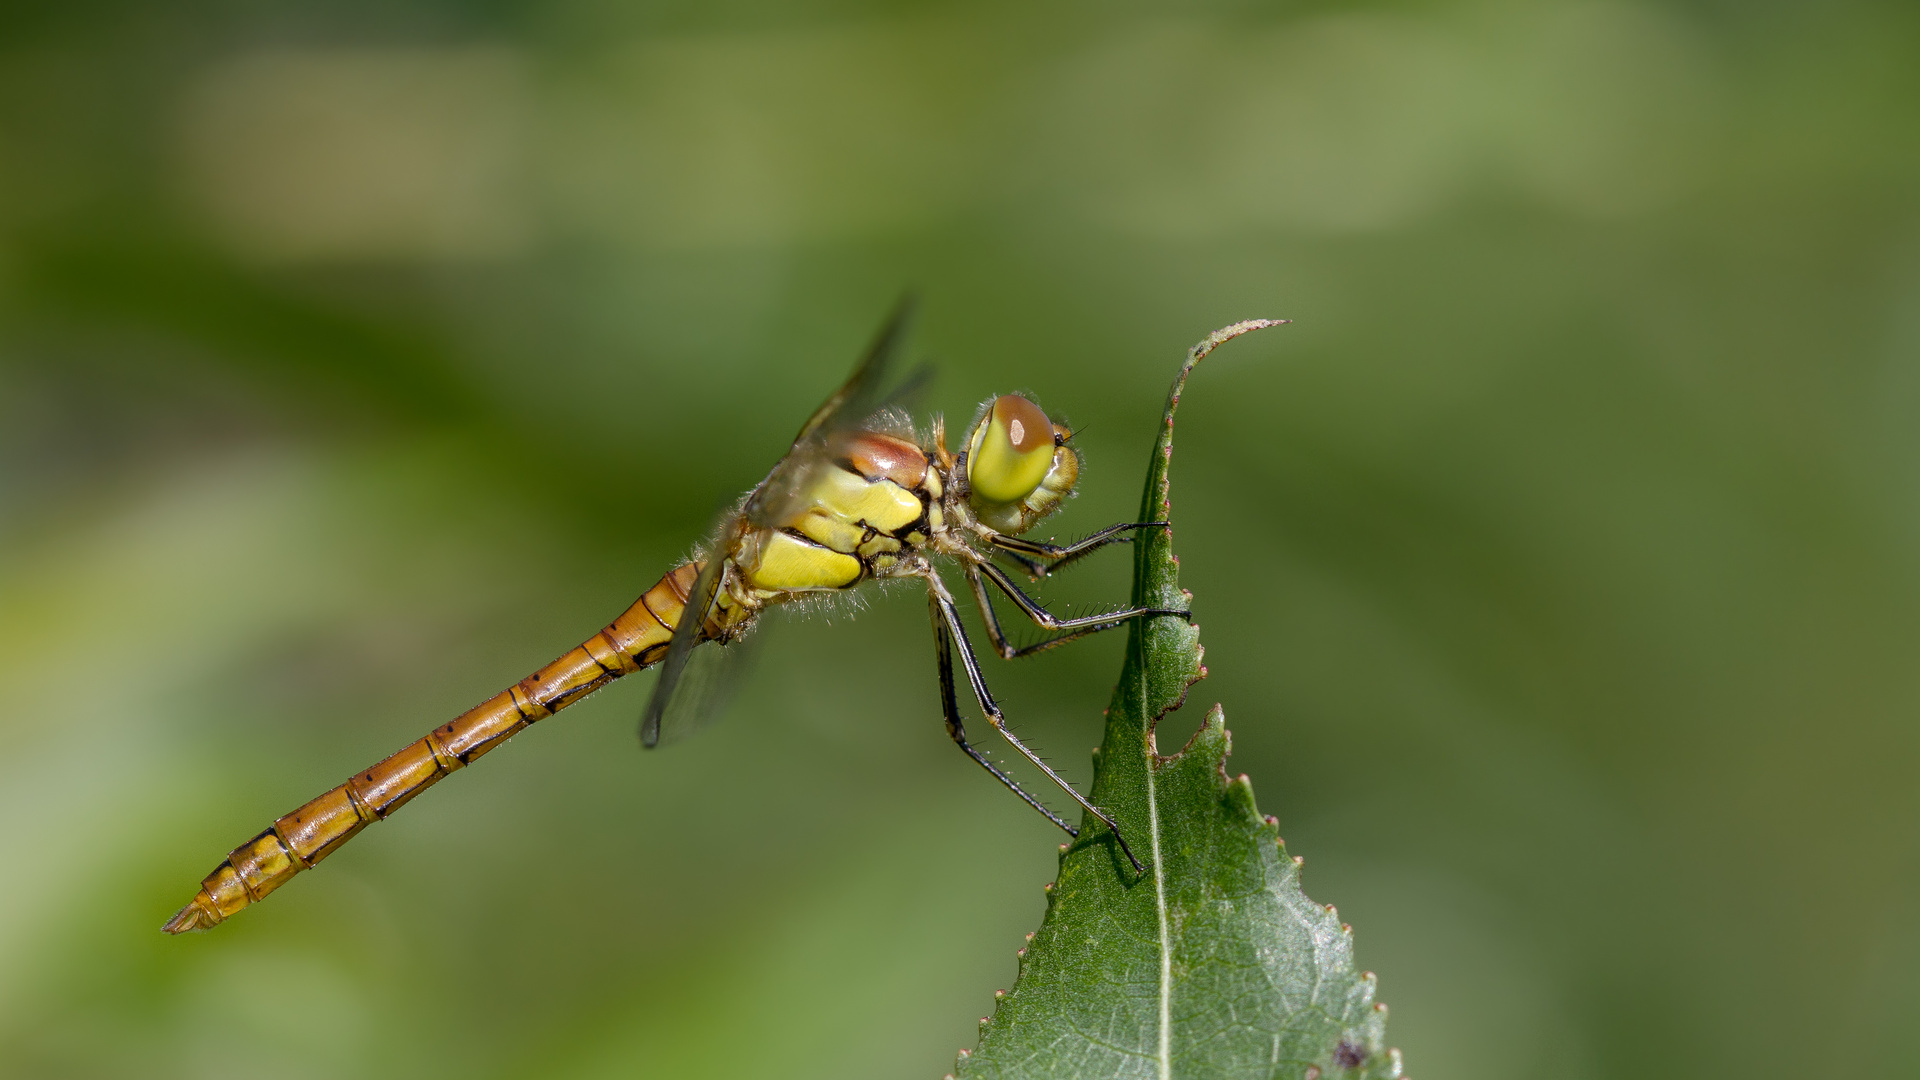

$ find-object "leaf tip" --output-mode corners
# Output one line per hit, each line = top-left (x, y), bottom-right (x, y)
(970, 320), (1404, 1078)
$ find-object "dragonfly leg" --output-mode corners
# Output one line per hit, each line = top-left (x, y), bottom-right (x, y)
(990, 521), (1171, 578)
(963, 559), (1189, 661)
(929, 584), (1145, 874)
(929, 591), (1080, 838)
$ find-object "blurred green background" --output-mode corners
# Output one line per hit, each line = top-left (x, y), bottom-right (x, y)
(2, 1), (1917, 1077)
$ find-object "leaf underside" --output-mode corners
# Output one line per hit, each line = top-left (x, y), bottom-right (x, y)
(955, 323), (1405, 1080)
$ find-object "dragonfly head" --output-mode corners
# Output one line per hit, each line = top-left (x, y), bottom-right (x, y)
(962, 393), (1080, 534)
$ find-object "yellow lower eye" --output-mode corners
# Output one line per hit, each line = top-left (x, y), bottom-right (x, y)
(968, 395), (1054, 504)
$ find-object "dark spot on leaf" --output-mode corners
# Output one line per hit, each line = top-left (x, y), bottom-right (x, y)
(1334, 1040), (1368, 1068)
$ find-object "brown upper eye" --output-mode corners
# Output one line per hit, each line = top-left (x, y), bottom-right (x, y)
(993, 395), (1051, 453)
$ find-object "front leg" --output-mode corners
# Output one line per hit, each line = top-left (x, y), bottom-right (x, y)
(964, 559), (1190, 661)
(928, 580), (1145, 874)
(926, 589), (1079, 838)
(989, 521), (1171, 579)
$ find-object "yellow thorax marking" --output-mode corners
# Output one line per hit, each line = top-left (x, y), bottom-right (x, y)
(795, 512), (865, 552)
(747, 531), (862, 591)
(748, 465), (925, 593)
(801, 466), (923, 539)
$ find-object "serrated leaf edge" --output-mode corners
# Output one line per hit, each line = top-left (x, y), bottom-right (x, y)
(957, 320), (1408, 1080)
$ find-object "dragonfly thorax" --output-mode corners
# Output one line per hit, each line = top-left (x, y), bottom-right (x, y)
(719, 393), (1082, 610)
(727, 430), (939, 602)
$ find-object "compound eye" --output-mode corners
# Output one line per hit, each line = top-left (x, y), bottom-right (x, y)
(967, 394), (1055, 504)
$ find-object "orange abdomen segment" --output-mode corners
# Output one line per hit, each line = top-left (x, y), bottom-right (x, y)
(162, 562), (700, 933)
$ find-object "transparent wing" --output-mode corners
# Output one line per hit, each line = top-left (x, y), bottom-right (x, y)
(790, 295), (917, 448)
(639, 553), (727, 748)
(642, 619), (763, 748)
(641, 299), (927, 747)
(745, 296), (932, 530)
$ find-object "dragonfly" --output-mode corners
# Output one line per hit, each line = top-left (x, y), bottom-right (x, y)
(164, 302), (1187, 933)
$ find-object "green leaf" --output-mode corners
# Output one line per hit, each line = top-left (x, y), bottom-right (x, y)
(955, 322), (1405, 1080)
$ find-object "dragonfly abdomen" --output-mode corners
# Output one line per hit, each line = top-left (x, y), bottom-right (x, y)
(162, 562), (702, 933)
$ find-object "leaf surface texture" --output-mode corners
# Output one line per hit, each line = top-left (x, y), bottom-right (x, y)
(958, 323), (1405, 1080)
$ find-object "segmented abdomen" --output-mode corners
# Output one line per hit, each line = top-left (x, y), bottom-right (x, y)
(162, 562), (702, 933)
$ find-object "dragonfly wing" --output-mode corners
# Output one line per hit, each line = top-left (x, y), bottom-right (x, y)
(639, 554), (726, 748)
(789, 295), (916, 447)
(747, 298), (933, 530)
(642, 300), (928, 746)
(644, 624), (763, 747)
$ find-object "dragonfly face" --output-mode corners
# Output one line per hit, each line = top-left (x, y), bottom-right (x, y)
(164, 303), (1183, 934)
(962, 394), (1081, 535)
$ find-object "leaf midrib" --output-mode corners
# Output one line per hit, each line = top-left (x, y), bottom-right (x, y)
(1145, 727), (1171, 1080)
(1137, 320), (1286, 1080)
